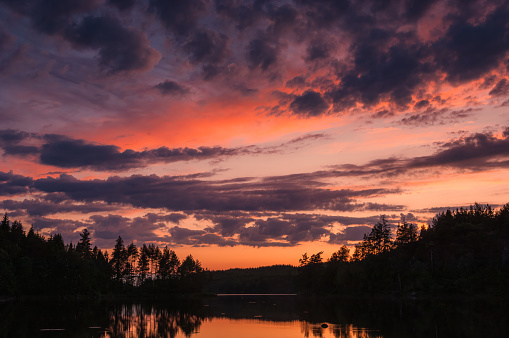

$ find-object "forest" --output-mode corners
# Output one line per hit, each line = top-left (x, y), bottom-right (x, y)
(0, 215), (204, 297)
(298, 203), (509, 296)
(1, 202), (509, 297)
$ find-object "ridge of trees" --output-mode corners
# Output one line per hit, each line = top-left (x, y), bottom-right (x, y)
(298, 203), (509, 296)
(0, 215), (204, 297)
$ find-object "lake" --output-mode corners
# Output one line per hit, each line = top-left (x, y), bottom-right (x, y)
(1, 295), (508, 337)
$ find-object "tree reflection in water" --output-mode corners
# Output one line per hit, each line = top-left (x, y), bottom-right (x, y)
(1, 296), (509, 337)
(104, 303), (203, 338)
(301, 322), (382, 338)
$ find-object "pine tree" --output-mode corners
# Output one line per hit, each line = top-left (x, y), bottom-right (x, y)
(111, 236), (127, 282)
(395, 216), (418, 247)
(76, 228), (92, 259)
(329, 246), (350, 263)
(138, 244), (150, 283)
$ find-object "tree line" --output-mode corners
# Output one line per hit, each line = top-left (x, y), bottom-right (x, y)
(0, 214), (204, 297)
(299, 203), (509, 296)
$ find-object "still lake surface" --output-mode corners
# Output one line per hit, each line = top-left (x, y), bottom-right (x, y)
(1, 294), (508, 337)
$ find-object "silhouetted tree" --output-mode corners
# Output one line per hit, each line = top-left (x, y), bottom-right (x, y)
(158, 247), (179, 280)
(147, 244), (161, 277)
(111, 236), (127, 283)
(329, 246), (350, 263)
(125, 242), (138, 286)
(179, 255), (203, 277)
(138, 244), (150, 283)
(76, 228), (92, 259)
(394, 216), (418, 247)
(0, 213), (9, 234)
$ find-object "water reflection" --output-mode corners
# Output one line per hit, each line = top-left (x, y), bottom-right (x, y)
(0, 296), (508, 337)
(301, 322), (381, 338)
(105, 304), (203, 337)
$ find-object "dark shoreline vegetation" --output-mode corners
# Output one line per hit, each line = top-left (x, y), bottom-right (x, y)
(1, 202), (509, 298)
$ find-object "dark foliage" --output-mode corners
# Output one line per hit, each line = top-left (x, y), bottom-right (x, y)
(205, 265), (298, 294)
(0, 214), (204, 297)
(298, 203), (509, 296)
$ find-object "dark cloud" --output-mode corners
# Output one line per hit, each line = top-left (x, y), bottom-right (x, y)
(247, 34), (278, 71)
(169, 226), (237, 246)
(0, 171), (33, 196)
(329, 127), (509, 176)
(1, 0), (508, 112)
(285, 75), (307, 88)
(0, 131), (242, 170)
(489, 78), (509, 97)
(328, 42), (429, 110)
(183, 28), (230, 65)
(329, 226), (372, 244)
(37, 138), (238, 170)
(1, 0), (159, 74)
(414, 99), (430, 109)
(64, 15), (160, 74)
(289, 90), (329, 116)
(108, 0), (136, 11)
(154, 80), (190, 96)
(404, 0), (438, 21)
(0, 0), (100, 35)
(0, 129), (39, 156)
(30, 216), (90, 243)
(294, 0), (350, 29)
(91, 213), (169, 245)
(148, 0), (206, 37)
(32, 171), (392, 213)
(266, 3), (298, 33)
(185, 209), (412, 247)
(371, 109), (395, 119)
(433, 7), (509, 84)
(1, 130), (330, 171)
(398, 108), (474, 126)
(238, 216), (330, 246)
(0, 198), (119, 216)
(214, 0), (257, 31)
(305, 40), (332, 62)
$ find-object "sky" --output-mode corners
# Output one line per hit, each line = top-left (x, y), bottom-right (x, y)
(1, 0), (509, 270)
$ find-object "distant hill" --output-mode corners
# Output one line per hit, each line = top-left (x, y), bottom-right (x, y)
(205, 265), (298, 294)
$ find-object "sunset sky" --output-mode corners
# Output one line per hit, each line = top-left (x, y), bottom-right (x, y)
(1, 0), (509, 269)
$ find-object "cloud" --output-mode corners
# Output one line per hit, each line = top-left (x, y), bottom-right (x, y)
(0, 198), (120, 216)
(433, 7), (509, 84)
(64, 15), (161, 74)
(33, 173), (393, 212)
(247, 34), (278, 71)
(0, 171), (33, 196)
(0, 130), (329, 171)
(214, 0), (258, 31)
(286, 75), (307, 88)
(290, 90), (329, 116)
(489, 78), (509, 97)
(266, 3), (298, 34)
(0, 129), (39, 156)
(1, 1), (160, 74)
(329, 127), (509, 176)
(154, 80), (190, 96)
(398, 108), (477, 126)
(148, 0), (206, 37)
(329, 226), (373, 244)
(305, 40), (332, 62)
(183, 28), (231, 65)
(328, 41), (429, 110)
(169, 226), (238, 246)
(108, 0), (136, 11)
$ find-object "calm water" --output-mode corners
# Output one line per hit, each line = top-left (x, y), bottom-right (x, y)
(1, 295), (508, 337)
